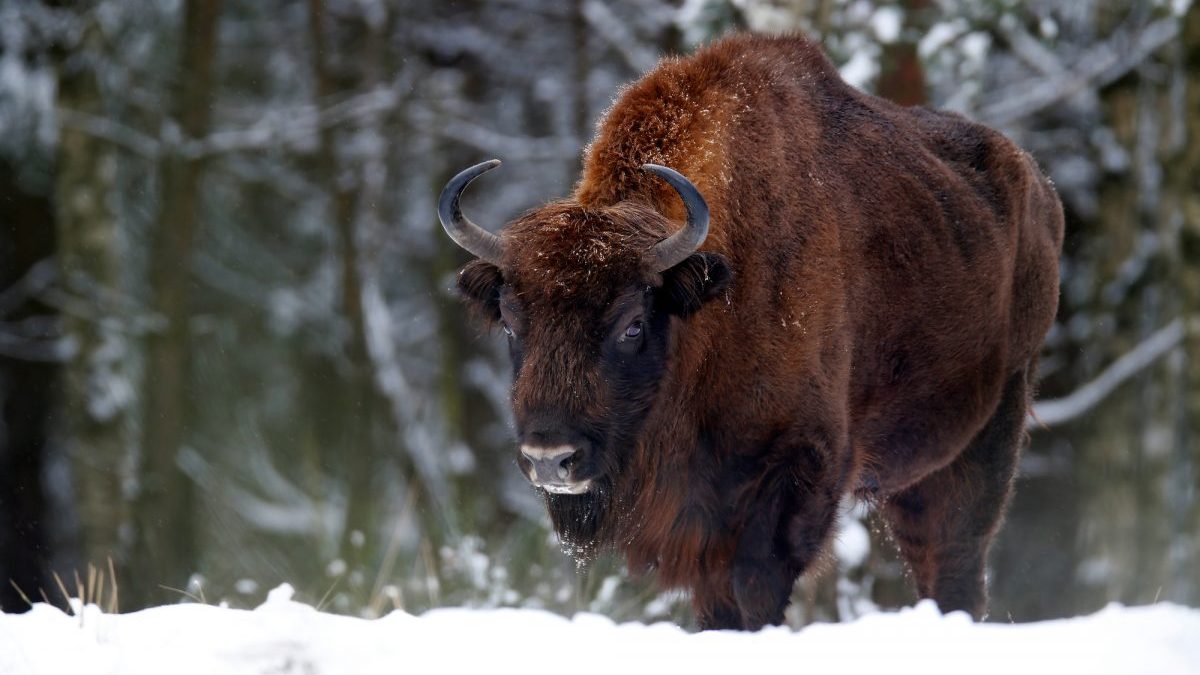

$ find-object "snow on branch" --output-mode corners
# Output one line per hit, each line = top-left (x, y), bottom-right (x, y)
(431, 116), (579, 161)
(0, 323), (73, 362)
(187, 84), (403, 158)
(582, 0), (660, 73)
(996, 20), (1067, 79)
(68, 74), (573, 164)
(58, 57), (575, 165)
(0, 259), (71, 362)
(58, 78), (409, 160)
(56, 108), (161, 158)
(979, 17), (1179, 127)
(0, 258), (56, 318)
(1029, 318), (1185, 430)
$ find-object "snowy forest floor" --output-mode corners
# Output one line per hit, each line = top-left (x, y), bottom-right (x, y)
(1, 586), (1197, 675)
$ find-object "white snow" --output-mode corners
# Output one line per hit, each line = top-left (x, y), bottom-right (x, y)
(1, 586), (1197, 675)
(839, 50), (880, 90)
(919, 19), (967, 59)
(960, 31), (993, 64)
(871, 6), (904, 44)
(833, 514), (871, 569)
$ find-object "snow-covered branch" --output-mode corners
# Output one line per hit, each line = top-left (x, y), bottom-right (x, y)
(978, 17), (1179, 126)
(361, 280), (457, 531)
(59, 75), (573, 165)
(582, 0), (660, 73)
(1029, 318), (1185, 430)
(56, 108), (161, 158)
(35, 269), (164, 336)
(0, 324), (73, 362)
(0, 260), (70, 362)
(0, 258), (56, 318)
(996, 20), (1067, 79)
(58, 78), (408, 161)
(187, 84), (404, 158)
(432, 116), (579, 161)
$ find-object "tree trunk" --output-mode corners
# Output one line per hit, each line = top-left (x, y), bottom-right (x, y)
(54, 16), (136, 598)
(425, 0), (495, 538)
(307, 0), (383, 595)
(1070, 2), (1182, 611)
(1074, 73), (1145, 612)
(876, 0), (930, 106)
(135, 0), (222, 606)
(1167, 1), (1200, 605)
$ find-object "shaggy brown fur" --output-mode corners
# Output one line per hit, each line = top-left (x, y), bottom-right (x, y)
(452, 33), (1063, 630)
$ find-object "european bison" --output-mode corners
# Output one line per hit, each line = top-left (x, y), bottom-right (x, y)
(438, 33), (1063, 630)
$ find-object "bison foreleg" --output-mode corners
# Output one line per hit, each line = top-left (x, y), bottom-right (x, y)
(692, 586), (743, 631)
(731, 484), (799, 630)
(732, 432), (850, 630)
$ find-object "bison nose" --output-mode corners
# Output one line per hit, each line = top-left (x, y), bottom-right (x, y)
(520, 445), (576, 483)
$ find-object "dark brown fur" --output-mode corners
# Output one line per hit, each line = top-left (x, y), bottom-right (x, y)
(455, 33), (1063, 629)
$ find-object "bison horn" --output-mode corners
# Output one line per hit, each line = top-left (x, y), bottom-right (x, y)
(642, 164), (710, 272)
(438, 159), (506, 266)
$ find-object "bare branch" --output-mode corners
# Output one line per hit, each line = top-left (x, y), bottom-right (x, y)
(1029, 318), (1185, 430)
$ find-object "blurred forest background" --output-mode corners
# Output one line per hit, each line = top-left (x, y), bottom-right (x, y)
(0, 0), (1197, 626)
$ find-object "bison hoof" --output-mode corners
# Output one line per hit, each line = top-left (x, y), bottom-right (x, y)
(732, 562), (790, 630)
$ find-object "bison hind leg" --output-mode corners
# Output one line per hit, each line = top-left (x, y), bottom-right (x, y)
(882, 364), (1031, 620)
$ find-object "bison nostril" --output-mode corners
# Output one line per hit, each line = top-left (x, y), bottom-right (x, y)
(520, 444), (578, 484)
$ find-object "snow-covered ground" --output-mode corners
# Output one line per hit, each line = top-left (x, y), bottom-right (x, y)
(2, 585), (1197, 675)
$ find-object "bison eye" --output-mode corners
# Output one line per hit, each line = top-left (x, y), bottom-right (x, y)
(501, 322), (514, 338)
(623, 321), (643, 339)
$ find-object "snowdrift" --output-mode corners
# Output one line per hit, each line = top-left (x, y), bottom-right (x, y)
(1, 585), (1196, 675)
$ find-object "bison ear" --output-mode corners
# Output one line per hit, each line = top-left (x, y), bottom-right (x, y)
(657, 252), (731, 317)
(457, 259), (503, 322)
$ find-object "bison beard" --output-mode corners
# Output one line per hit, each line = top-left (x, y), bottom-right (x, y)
(439, 33), (1063, 630)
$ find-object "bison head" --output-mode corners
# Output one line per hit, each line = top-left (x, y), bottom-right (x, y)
(438, 160), (730, 516)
